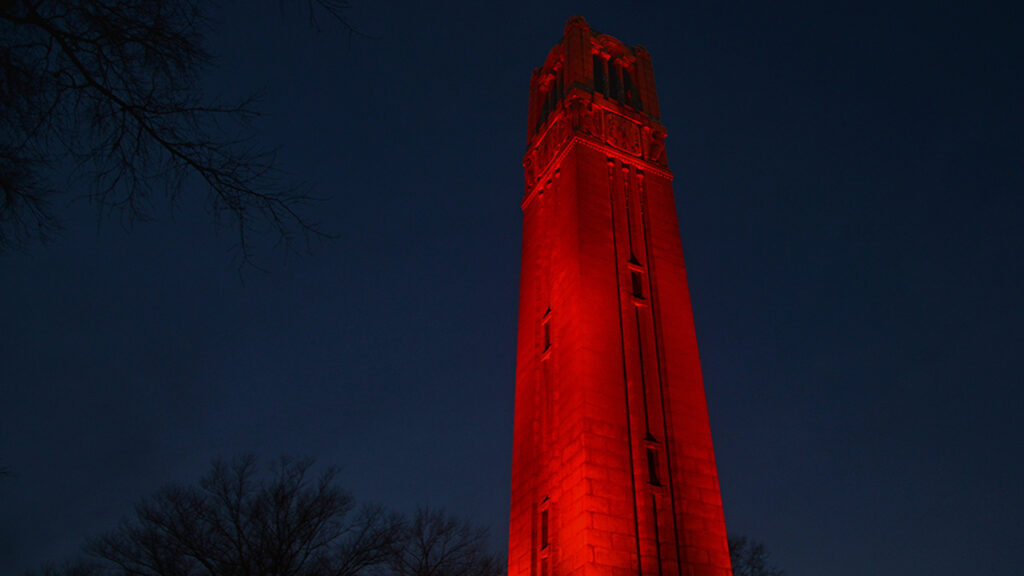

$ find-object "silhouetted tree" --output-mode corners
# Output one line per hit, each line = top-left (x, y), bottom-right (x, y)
(728, 535), (784, 576)
(26, 456), (505, 576)
(27, 456), (403, 576)
(391, 509), (504, 576)
(0, 0), (355, 261)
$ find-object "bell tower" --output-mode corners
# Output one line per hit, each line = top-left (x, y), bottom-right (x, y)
(508, 17), (732, 576)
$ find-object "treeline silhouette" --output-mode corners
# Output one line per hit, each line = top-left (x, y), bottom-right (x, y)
(26, 456), (504, 576)
(20, 455), (784, 576)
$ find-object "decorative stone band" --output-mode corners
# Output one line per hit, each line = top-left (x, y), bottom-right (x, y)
(603, 110), (642, 155)
(522, 135), (673, 211)
(524, 97), (669, 197)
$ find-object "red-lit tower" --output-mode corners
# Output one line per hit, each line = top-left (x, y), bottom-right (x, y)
(509, 17), (732, 576)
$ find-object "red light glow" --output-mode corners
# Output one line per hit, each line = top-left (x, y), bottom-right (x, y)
(509, 17), (732, 576)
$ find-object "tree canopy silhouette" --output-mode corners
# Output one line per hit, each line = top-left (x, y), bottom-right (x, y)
(0, 0), (354, 261)
(728, 535), (784, 576)
(392, 509), (504, 576)
(25, 456), (505, 576)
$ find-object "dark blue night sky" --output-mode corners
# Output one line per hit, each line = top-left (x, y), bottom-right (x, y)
(2, 2), (1022, 575)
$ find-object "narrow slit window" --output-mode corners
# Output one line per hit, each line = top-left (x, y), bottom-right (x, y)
(622, 68), (635, 107)
(608, 61), (620, 101)
(647, 448), (661, 486)
(540, 508), (549, 549)
(631, 271), (644, 298)
(543, 320), (551, 351)
(624, 67), (643, 110)
(592, 54), (605, 95)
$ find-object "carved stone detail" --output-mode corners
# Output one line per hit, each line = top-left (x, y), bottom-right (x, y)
(529, 102), (668, 195)
(645, 125), (667, 165)
(581, 102), (600, 137)
(530, 112), (575, 182)
(603, 110), (641, 156)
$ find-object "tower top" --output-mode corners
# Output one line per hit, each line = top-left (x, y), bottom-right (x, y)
(527, 16), (662, 143)
(524, 17), (667, 200)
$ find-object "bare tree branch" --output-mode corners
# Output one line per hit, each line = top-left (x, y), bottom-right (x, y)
(63, 456), (398, 576)
(0, 0), (355, 264)
(392, 509), (505, 576)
